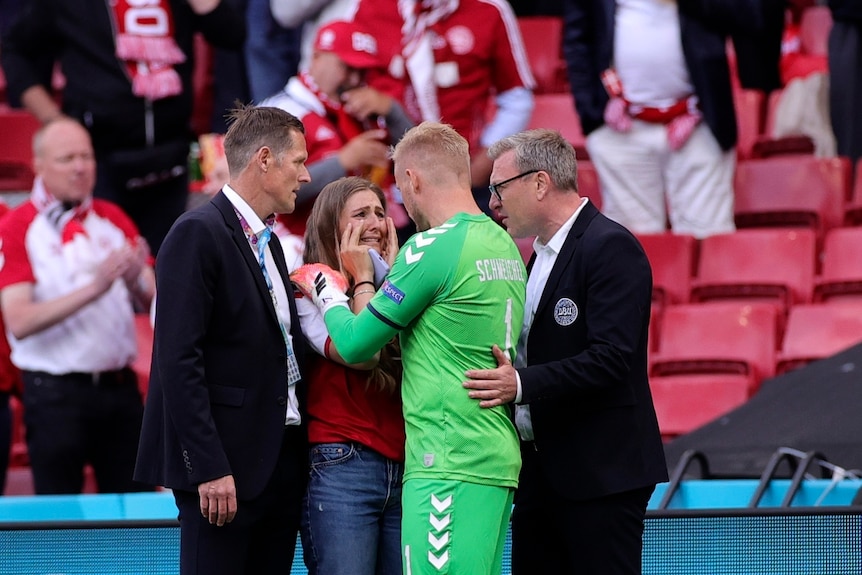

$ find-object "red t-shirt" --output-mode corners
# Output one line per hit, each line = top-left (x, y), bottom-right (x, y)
(355, 0), (534, 148)
(306, 352), (405, 462)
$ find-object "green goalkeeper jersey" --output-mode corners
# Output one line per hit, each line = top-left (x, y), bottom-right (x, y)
(323, 212), (526, 487)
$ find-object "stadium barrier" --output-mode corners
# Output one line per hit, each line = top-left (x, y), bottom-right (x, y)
(1, 484), (861, 574)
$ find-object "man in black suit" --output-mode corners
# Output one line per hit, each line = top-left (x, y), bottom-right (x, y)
(561, 0), (782, 238)
(134, 105), (311, 575)
(464, 129), (668, 574)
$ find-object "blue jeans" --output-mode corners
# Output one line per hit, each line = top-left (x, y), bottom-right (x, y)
(301, 443), (403, 575)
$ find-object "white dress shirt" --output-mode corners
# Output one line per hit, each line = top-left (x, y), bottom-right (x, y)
(514, 197), (589, 440)
(223, 185), (301, 425)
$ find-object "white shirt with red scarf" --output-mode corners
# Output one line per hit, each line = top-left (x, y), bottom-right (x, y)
(0, 198), (140, 374)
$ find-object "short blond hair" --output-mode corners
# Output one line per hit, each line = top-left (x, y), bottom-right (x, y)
(391, 121), (470, 180)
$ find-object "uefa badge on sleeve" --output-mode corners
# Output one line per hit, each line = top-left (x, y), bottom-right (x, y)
(554, 298), (578, 326)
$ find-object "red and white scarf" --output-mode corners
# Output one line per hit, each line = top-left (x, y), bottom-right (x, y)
(31, 176), (93, 244)
(398, 0), (458, 122)
(31, 176), (102, 281)
(108, 0), (186, 100)
(299, 71), (364, 143)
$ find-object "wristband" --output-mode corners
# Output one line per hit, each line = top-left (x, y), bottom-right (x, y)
(353, 289), (375, 297)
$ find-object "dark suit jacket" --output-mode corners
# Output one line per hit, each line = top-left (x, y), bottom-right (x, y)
(135, 191), (307, 501)
(562, 0), (783, 151)
(518, 201), (667, 500)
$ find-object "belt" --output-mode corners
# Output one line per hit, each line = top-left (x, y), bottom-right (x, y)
(629, 95), (698, 124)
(23, 367), (134, 387)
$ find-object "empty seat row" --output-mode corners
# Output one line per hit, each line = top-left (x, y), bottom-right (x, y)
(639, 226), (862, 314)
(648, 299), (862, 440)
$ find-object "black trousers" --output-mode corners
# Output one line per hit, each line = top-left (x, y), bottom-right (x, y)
(512, 445), (655, 575)
(21, 368), (149, 494)
(174, 426), (308, 575)
(95, 156), (189, 256)
(829, 21), (862, 164)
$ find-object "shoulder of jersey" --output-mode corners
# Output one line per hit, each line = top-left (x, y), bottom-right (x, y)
(401, 221), (459, 265)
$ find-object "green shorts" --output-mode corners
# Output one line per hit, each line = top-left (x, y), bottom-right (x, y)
(402, 478), (514, 575)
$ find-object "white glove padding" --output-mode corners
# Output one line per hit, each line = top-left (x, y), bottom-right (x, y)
(290, 263), (350, 314)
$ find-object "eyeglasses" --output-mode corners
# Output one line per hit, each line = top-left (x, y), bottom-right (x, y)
(489, 170), (539, 202)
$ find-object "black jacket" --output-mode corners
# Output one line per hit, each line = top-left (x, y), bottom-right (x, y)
(134, 192), (309, 500)
(829, 0), (862, 22)
(1, 0), (245, 152)
(518, 202), (668, 500)
(562, 0), (783, 151)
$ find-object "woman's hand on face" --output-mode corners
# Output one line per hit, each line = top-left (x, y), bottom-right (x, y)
(383, 217), (399, 266)
(340, 222), (375, 283)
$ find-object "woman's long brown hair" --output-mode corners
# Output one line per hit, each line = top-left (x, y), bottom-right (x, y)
(303, 176), (401, 393)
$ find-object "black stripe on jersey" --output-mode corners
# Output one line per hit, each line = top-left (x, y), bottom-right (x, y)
(368, 303), (406, 330)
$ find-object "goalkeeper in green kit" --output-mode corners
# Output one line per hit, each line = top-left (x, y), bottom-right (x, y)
(292, 122), (526, 575)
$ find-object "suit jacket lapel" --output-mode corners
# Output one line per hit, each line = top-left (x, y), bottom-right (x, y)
(211, 191), (281, 327)
(534, 201), (599, 319)
(268, 231), (305, 350)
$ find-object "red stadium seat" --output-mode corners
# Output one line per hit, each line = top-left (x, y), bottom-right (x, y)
(528, 93), (587, 158)
(516, 16), (568, 94)
(513, 236), (534, 264)
(8, 395), (28, 468)
(691, 228), (817, 316)
(734, 88), (764, 159)
(814, 227), (862, 302)
(733, 156), (850, 242)
(577, 160), (601, 210)
(191, 33), (215, 137)
(751, 89), (816, 159)
(649, 301), (780, 439)
(776, 302), (862, 374)
(0, 108), (40, 191)
(637, 233), (697, 308)
(649, 373), (751, 440)
(651, 302), (779, 386)
(132, 313), (154, 399)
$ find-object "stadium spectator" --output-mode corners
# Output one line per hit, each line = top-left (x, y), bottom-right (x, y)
(351, 0), (536, 213)
(296, 176), (404, 575)
(0, 202), (22, 496)
(0, 118), (155, 495)
(269, 0), (536, 225)
(463, 128), (667, 575)
(261, 19), (413, 240)
(292, 122), (526, 575)
(207, 0), (300, 131)
(562, 0), (782, 238)
(134, 106), (311, 575)
(828, 0), (862, 164)
(0, 0), (245, 254)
